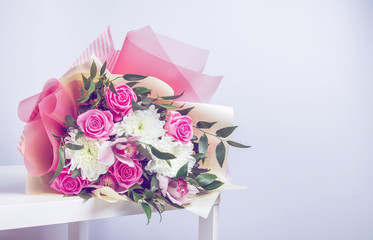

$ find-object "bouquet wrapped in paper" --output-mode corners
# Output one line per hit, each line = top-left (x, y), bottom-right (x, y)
(17, 26), (249, 221)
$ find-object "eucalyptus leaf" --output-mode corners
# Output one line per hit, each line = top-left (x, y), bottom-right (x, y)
(195, 173), (217, 186)
(158, 104), (178, 110)
(141, 97), (156, 105)
(123, 74), (147, 81)
(202, 180), (224, 191)
(90, 61), (97, 78)
(177, 107), (194, 115)
(198, 134), (208, 154)
(150, 175), (159, 192)
(176, 163), (189, 179)
(216, 126), (238, 138)
(137, 144), (152, 160)
(82, 74), (90, 91)
(79, 193), (92, 201)
(192, 153), (206, 161)
(65, 143), (84, 150)
(64, 115), (76, 127)
(90, 93), (101, 109)
(131, 99), (147, 111)
(196, 121), (217, 129)
(227, 140), (251, 148)
(133, 87), (152, 95)
(71, 169), (80, 178)
(49, 142), (65, 183)
(100, 61), (107, 76)
(109, 82), (118, 95)
(160, 90), (185, 100)
(216, 141), (226, 167)
(150, 146), (176, 160)
(152, 203), (163, 222)
(132, 192), (143, 203)
(126, 81), (140, 88)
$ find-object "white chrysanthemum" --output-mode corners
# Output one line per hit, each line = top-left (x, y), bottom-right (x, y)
(65, 129), (109, 181)
(145, 136), (195, 178)
(113, 105), (166, 145)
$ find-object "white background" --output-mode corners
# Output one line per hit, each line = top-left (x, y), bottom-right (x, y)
(0, 0), (372, 239)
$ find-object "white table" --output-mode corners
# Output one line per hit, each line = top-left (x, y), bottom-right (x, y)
(0, 166), (219, 240)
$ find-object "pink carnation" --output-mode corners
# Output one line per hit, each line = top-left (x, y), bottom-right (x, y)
(77, 109), (114, 140)
(105, 84), (137, 122)
(50, 168), (90, 195)
(109, 159), (143, 189)
(164, 111), (193, 143)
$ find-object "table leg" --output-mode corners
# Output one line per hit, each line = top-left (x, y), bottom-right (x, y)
(198, 202), (219, 240)
(68, 221), (88, 240)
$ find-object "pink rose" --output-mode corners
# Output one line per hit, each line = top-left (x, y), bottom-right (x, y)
(77, 109), (114, 140)
(157, 175), (199, 205)
(50, 168), (90, 195)
(109, 159), (143, 189)
(105, 84), (137, 122)
(164, 111), (193, 143)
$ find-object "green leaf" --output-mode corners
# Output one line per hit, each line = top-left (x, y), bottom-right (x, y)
(150, 146), (176, 160)
(192, 153), (206, 161)
(191, 135), (198, 141)
(90, 93), (101, 109)
(132, 192), (143, 203)
(90, 61), (97, 78)
(160, 90), (185, 100)
(75, 131), (84, 140)
(141, 97), (156, 105)
(197, 121), (217, 129)
(79, 192), (92, 201)
(186, 177), (199, 187)
(195, 173), (217, 186)
(71, 169), (80, 178)
(158, 104), (178, 110)
(133, 87), (152, 95)
(227, 140), (251, 148)
(198, 134), (208, 154)
(145, 188), (156, 199)
(137, 144), (152, 160)
(49, 142), (66, 183)
(150, 175), (159, 192)
(165, 159), (172, 168)
(108, 82), (118, 95)
(82, 74), (90, 91)
(202, 180), (224, 191)
(176, 163), (189, 179)
(216, 126), (238, 138)
(65, 143), (84, 150)
(177, 107), (194, 115)
(123, 74), (147, 81)
(126, 81), (140, 88)
(152, 203), (163, 222)
(128, 184), (144, 193)
(100, 61), (107, 76)
(64, 115), (76, 127)
(131, 99), (147, 111)
(216, 141), (226, 167)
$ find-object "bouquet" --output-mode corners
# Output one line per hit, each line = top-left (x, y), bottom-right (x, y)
(17, 26), (249, 222)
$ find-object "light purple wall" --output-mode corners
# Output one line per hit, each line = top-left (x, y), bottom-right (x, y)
(0, 1), (372, 239)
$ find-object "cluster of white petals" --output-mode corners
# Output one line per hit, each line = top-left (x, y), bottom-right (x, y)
(65, 128), (109, 181)
(145, 136), (195, 178)
(113, 105), (166, 145)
